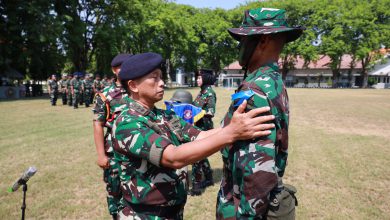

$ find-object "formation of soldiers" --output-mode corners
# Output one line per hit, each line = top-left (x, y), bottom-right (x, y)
(66, 6), (301, 220)
(47, 72), (115, 108)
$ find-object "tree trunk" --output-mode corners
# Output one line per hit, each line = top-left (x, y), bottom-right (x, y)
(165, 58), (172, 85)
(332, 69), (339, 88)
(362, 71), (368, 88)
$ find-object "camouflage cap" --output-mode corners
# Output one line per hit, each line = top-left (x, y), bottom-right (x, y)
(228, 8), (304, 43)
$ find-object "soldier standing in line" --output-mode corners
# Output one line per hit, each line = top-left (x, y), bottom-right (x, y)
(82, 74), (94, 107)
(93, 74), (104, 93)
(79, 73), (85, 106)
(112, 52), (275, 219)
(102, 74), (111, 89)
(59, 73), (68, 105)
(47, 74), (58, 106)
(190, 69), (217, 196)
(216, 8), (304, 219)
(66, 73), (73, 106)
(70, 72), (82, 109)
(92, 53), (133, 220)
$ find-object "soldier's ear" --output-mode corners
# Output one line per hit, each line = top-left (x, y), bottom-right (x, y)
(127, 80), (138, 93)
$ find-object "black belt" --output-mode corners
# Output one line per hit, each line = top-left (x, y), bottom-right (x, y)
(129, 203), (184, 218)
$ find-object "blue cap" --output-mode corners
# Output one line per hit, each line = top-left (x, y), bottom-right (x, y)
(111, 53), (133, 67)
(73, 72), (79, 77)
(119, 52), (163, 80)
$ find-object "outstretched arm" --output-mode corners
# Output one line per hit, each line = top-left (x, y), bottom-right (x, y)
(161, 100), (275, 169)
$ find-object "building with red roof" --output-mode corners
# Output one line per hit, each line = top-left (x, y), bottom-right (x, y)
(221, 55), (366, 88)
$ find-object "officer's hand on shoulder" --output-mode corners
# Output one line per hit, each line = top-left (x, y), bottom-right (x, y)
(228, 100), (275, 141)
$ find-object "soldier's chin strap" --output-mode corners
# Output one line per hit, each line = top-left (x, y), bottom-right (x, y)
(238, 36), (261, 81)
(242, 66), (248, 81)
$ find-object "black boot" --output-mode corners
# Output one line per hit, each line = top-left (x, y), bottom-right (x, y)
(202, 172), (214, 188)
(190, 182), (203, 196)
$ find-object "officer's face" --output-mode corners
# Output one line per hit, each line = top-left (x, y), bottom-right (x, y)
(131, 69), (165, 105)
(197, 75), (203, 87)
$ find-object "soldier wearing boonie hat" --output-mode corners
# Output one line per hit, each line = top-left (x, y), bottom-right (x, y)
(216, 8), (304, 220)
(92, 53), (132, 219)
(111, 52), (275, 219)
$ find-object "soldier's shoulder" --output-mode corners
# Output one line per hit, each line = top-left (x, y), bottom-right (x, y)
(117, 110), (148, 127)
(101, 85), (114, 95)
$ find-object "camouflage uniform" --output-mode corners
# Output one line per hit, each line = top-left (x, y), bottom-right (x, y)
(70, 77), (82, 108)
(47, 79), (58, 106)
(192, 85), (216, 188)
(94, 79), (104, 93)
(113, 100), (202, 219)
(83, 77), (94, 107)
(66, 77), (73, 106)
(102, 78), (111, 89)
(79, 75), (85, 105)
(92, 83), (129, 216)
(216, 62), (289, 219)
(59, 78), (68, 105)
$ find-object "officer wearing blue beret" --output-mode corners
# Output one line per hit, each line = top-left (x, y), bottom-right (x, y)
(112, 52), (276, 219)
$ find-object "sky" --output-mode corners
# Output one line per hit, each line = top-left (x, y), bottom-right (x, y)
(174, 0), (254, 10)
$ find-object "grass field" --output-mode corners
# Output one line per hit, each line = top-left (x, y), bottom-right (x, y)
(1, 88), (390, 219)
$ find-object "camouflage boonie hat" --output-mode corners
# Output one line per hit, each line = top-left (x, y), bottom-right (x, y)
(228, 8), (304, 43)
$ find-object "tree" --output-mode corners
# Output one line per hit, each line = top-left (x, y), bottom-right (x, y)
(1, 0), (65, 80)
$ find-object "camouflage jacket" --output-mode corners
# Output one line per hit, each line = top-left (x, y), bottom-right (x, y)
(193, 85), (216, 130)
(93, 79), (104, 92)
(66, 78), (72, 90)
(83, 79), (94, 92)
(102, 79), (111, 89)
(92, 83), (129, 154)
(112, 100), (201, 215)
(217, 62), (289, 219)
(70, 78), (82, 93)
(58, 79), (68, 93)
(47, 79), (58, 92)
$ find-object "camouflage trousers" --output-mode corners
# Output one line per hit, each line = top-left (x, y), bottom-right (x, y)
(72, 92), (81, 108)
(103, 158), (122, 216)
(118, 204), (184, 220)
(191, 158), (212, 183)
(84, 90), (93, 107)
(61, 92), (67, 105)
(79, 91), (84, 105)
(67, 90), (72, 106)
(50, 92), (58, 105)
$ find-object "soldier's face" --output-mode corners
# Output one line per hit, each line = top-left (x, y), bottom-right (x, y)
(130, 69), (165, 105)
(197, 75), (203, 87)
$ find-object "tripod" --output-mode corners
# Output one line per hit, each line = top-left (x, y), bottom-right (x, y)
(21, 183), (28, 220)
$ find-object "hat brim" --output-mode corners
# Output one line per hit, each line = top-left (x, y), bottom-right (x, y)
(228, 26), (304, 43)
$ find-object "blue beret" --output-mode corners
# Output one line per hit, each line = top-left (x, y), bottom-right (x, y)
(111, 53), (133, 67)
(73, 72), (78, 77)
(119, 52), (163, 80)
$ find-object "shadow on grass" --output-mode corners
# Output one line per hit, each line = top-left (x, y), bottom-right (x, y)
(188, 167), (223, 186)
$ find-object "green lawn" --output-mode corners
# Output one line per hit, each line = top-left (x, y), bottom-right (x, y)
(0, 88), (389, 219)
